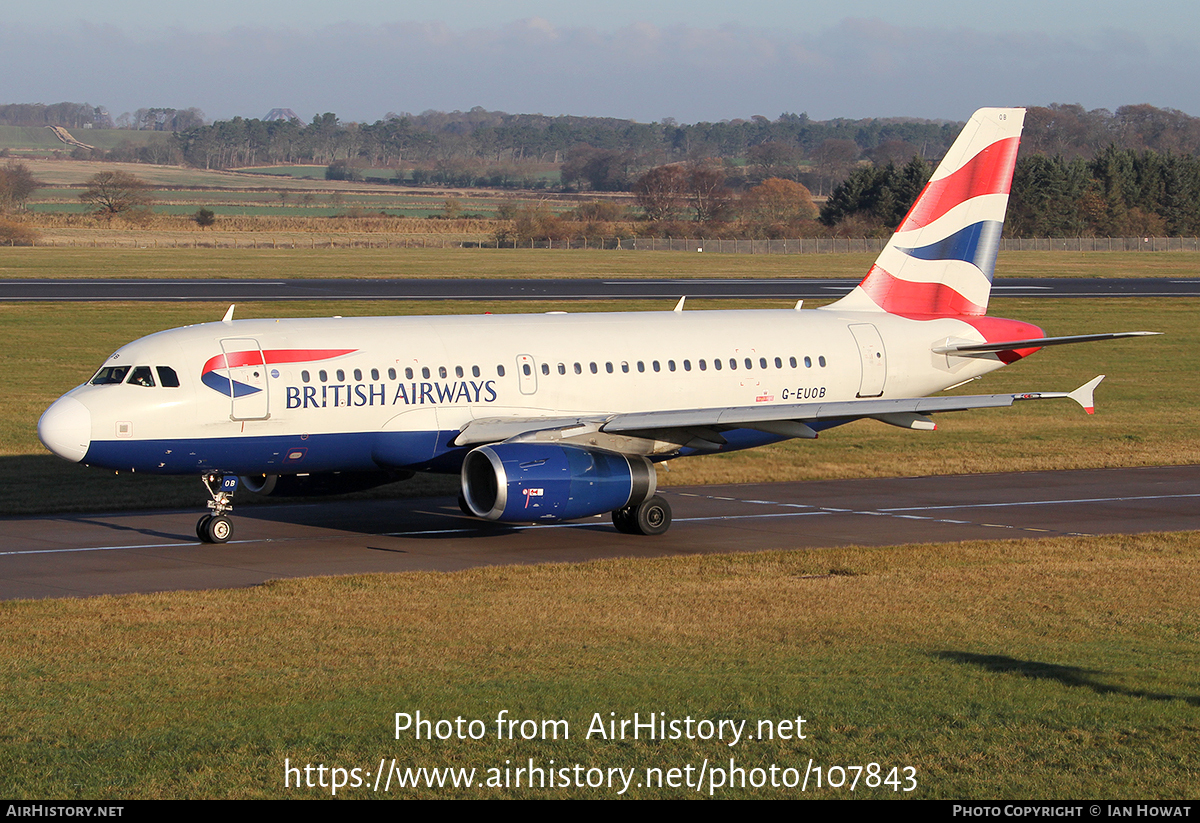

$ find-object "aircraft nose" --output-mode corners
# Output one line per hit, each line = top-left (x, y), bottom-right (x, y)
(38, 396), (92, 463)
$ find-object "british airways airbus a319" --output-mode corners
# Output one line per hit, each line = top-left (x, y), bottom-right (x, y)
(38, 108), (1154, 543)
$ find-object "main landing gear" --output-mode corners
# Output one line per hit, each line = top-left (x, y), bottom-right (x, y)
(612, 495), (672, 536)
(197, 472), (237, 544)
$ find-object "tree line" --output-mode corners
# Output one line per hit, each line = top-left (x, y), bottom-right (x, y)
(816, 145), (1200, 238)
(11, 98), (1200, 240)
(10, 100), (1200, 172)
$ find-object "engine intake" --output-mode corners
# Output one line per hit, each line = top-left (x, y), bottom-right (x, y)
(461, 443), (656, 522)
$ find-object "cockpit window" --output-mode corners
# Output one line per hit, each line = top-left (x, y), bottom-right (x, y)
(156, 366), (180, 388)
(128, 366), (156, 387)
(91, 365), (130, 385)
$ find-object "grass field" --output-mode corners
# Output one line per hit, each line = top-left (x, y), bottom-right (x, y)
(0, 125), (169, 153)
(15, 158), (582, 201)
(29, 184), (510, 215)
(4, 245), (1200, 280)
(1, 531), (1197, 798)
(13, 158), (409, 191)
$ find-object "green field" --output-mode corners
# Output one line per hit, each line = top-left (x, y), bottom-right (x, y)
(234, 165), (564, 185)
(12, 159), (412, 190)
(0, 125), (169, 153)
(4, 246), (1200, 281)
(29, 202), (447, 218)
(233, 164), (329, 179)
(1, 531), (1197, 798)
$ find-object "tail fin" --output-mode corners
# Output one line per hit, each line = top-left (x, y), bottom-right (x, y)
(827, 107), (1025, 317)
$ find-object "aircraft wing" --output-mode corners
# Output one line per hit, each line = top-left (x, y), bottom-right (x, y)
(453, 376), (1106, 450)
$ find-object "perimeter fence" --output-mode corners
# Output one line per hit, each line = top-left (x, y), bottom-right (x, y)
(13, 235), (1200, 252)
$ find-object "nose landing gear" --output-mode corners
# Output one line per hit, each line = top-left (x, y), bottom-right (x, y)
(197, 472), (237, 544)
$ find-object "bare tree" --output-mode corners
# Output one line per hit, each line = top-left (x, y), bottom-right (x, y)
(811, 138), (860, 196)
(686, 163), (733, 223)
(633, 165), (688, 221)
(0, 161), (42, 210)
(79, 171), (153, 219)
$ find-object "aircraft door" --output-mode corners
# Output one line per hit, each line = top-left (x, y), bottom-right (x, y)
(515, 354), (538, 395)
(220, 338), (270, 420)
(848, 324), (887, 398)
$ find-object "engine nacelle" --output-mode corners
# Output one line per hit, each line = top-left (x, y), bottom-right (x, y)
(239, 470), (412, 497)
(461, 443), (656, 522)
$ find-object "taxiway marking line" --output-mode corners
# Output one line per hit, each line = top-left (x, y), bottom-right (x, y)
(3, 491), (1196, 556)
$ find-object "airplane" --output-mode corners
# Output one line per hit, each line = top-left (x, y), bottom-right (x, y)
(37, 108), (1155, 543)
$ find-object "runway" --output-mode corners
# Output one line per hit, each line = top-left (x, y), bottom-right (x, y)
(2, 465), (1196, 600)
(3, 277), (1200, 301)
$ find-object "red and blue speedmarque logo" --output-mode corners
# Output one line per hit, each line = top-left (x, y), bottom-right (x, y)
(201, 349), (356, 397)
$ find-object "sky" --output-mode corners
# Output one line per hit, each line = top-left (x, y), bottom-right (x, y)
(2, 1), (1197, 124)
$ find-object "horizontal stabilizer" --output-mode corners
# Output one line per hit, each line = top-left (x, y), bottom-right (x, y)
(933, 331), (1159, 356)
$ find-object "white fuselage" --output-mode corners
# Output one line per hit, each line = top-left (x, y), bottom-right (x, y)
(40, 306), (1026, 478)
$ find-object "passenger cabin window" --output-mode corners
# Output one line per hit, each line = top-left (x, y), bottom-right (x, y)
(91, 366), (130, 385)
(128, 366), (155, 387)
(336, 369), (345, 382)
(497, 365), (506, 377)
(301, 370), (311, 383)
(387, 368), (396, 380)
(354, 369), (362, 381)
(471, 366), (480, 377)
(541, 363), (549, 375)
(319, 369), (328, 382)
(819, 356), (827, 367)
(422, 367), (431, 379)
(156, 366), (180, 388)
(439, 366), (448, 378)
(558, 363), (566, 375)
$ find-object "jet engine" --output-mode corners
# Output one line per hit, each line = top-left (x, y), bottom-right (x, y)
(461, 443), (656, 523)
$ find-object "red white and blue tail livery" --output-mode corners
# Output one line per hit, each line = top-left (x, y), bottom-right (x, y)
(832, 107), (1023, 317)
(38, 108), (1156, 543)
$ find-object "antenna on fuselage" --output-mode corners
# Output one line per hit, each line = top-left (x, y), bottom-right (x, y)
(674, 296), (686, 312)
(222, 304), (235, 323)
